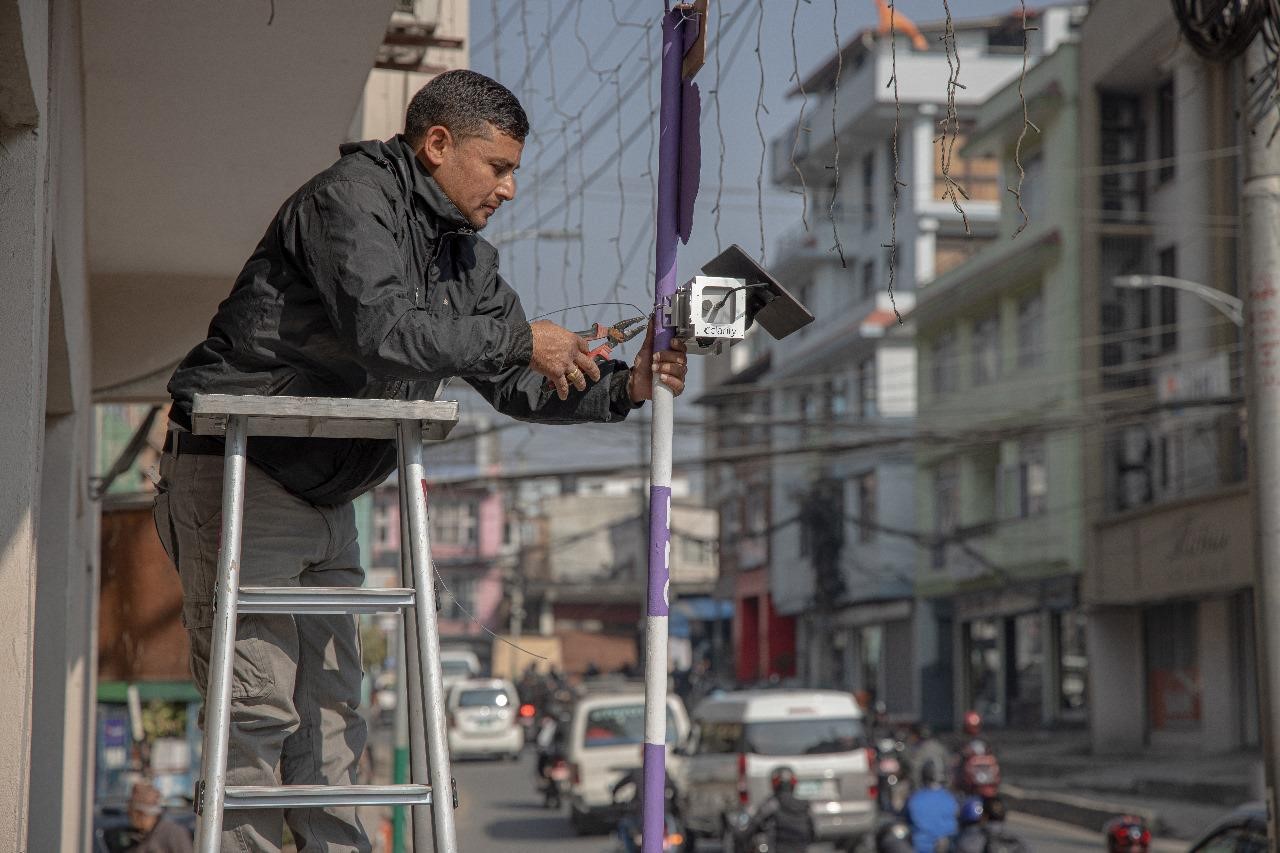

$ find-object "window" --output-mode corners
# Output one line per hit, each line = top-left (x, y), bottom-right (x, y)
(583, 704), (681, 748)
(933, 122), (1000, 203)
(935, 235), (986, 278)
(1099, 92), (1146, 222)
(678, 535), (714, 565)
(932, 461), (959, 569)
(855, 471), (877, 543)
(931, 330), (959, 397)
(1016, 291), (1045, 369)
(862, 152), (875, 228)
(431, 500), (478, 547)
(862, 259), (876, 301)
(743, 718), (865, 755)
(830, 378), (849, 419)
(857, 358), (877, 418)
(456, 689), (510, 708)
(1157, 80), (1175, 183)
(695, 721), (743, 755)
(442, 572), (477, 618)
(971, 312), (1001, 385)
(1017, 438), (1048, 518)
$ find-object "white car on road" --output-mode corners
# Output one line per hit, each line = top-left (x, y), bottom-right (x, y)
(446, 678), (523, 761)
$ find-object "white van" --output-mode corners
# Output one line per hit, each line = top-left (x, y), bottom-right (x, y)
(675, 689), (875, 850)
(439, 648), (481, 697)
(562, 683), (690, 834)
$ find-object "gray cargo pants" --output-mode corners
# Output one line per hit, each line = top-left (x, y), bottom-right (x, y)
(153, 448), (371, 853)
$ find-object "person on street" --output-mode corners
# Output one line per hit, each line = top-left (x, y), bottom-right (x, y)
(904, 759), (958, 853)
(909, 723), (951, 790)
(741, 766), (815, 853)
(954, 797), (987, 853)
(125, 782), (193, 853)
(154, 69), (688, 853)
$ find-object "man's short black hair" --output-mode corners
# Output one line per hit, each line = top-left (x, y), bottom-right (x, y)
(404, 70), (529, 144)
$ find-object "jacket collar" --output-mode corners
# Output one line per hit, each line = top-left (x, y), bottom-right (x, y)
(392, 135), (473, 232)
(339, 136), (473, 233)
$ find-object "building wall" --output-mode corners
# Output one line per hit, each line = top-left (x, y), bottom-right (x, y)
(1, 1), (97, 849)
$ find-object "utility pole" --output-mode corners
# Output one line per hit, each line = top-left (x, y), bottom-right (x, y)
(1242, 39), (1280, 845)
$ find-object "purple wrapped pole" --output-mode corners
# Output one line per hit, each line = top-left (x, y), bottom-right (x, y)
(641, 7), (685, 852)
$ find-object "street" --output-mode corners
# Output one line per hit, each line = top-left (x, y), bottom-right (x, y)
(431, 751), (1171, 853)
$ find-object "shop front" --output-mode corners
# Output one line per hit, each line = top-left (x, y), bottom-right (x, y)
(733, 566), (797, 684)
(1087, 487), (1259, 752)
(798, 598), (915, 717)
(952, 575), (1087, 729)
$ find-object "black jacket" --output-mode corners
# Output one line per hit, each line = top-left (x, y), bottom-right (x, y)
(168, 136), (636, 504)
(747, 790), (814, 853)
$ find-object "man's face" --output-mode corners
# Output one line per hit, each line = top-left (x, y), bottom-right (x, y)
(418, 122), (522, 230)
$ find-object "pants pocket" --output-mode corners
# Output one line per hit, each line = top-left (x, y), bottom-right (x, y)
(186, 604), (280, 704)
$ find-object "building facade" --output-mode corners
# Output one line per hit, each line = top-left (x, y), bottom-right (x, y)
(1077, 0), (1256, 753)
(912, 36), (1087, 730)
(704, 7), (1075, 713)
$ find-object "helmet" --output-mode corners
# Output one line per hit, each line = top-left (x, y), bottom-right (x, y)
(962, 710), (983, 736)
(920, 758), (943, 786)
(770, 766), (797, 794)
(959, 797), (985, 827)
(1104, 815), (1151, 852)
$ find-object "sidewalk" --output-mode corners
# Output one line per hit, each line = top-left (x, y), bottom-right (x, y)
(988, 729), (1262, 842)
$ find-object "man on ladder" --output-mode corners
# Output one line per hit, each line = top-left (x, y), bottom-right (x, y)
(153, 69), (688, 852)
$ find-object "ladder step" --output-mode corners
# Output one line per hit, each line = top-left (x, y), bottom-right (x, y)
(223, 784), (433, 809)
(237, 586), (415, 614)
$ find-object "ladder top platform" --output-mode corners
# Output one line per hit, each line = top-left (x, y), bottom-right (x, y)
(191, 394), (459, 441)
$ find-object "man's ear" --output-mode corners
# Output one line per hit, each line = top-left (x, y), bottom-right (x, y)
(420, 124), (454, 169)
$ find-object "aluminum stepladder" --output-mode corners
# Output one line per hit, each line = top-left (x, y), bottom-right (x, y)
(188, 393), (461, 853)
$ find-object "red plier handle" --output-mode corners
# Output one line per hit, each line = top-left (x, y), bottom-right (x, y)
(575, 315), (648, 360)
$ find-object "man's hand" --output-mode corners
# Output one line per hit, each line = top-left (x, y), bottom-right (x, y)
(627, 317), (689, 402)
(529, 320), (601, 400)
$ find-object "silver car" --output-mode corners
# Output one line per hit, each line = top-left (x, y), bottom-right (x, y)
(675, 689), (876, 851)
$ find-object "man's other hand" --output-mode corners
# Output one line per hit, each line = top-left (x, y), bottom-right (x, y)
(628, 318), (689, 403)
(529, 320), (601, 400)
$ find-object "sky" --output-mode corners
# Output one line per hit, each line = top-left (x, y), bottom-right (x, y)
(456, 0), (1024, 479)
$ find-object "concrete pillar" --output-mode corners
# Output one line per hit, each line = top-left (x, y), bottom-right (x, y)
(1087, 607), (1146, 752)
(1041, 610), (1059, 728)
(1199, 597), (1241, 752)
(0, 4), (52, 849)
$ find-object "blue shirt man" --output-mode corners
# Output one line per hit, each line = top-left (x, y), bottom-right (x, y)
(904, 760), (958, 853)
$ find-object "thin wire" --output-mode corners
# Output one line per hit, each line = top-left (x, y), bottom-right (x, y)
(828, 0), (847, 267)
(885, 0), (904, 322)
(789, 0), (812, 233)
(528, 301), (650, 323)
(1008, 0), (1040, 238)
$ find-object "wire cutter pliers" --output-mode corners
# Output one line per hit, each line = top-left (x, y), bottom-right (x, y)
(575, 315), (648, 360)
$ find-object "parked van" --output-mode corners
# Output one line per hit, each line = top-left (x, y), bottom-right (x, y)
(563, 682), (690, 834)
(676, 689), (875, 851)
(439, 648), (481, 697)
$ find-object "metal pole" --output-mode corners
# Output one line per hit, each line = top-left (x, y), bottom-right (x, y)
(1243, 40), (1280, 847)
(397, 448), (434, 853)
(400, 421), (458, 853)
(642, 9), (683, 852)
(194, 416), (248, 853)
(392, 615), (409, 853)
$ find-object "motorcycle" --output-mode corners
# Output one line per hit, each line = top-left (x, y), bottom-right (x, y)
(957, 738), (1001, 800)
(874, 736), (910, 813)
(875, 819), (913, 853)
(611, 768), (684, 853)
(533, 715), (569, 808)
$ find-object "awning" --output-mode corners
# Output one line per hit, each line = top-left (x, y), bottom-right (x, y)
(670, 597), (734, 638)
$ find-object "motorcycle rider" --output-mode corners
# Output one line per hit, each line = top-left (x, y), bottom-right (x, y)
(956, 711), (1000, 799)
(740, 766), (815, 853)
(954, 798), (987, 853)
(909, 723), (951, 791)
(904, 759), (958, 853)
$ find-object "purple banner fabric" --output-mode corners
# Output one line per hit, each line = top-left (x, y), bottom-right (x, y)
(678, 79), (701, 244)
(648, 485), (671, 618)
(653, 9), (683, 353)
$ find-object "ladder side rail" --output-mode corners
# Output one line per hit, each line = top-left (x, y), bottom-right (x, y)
(398, 440), (434, 853)
(194, 416), (251, 853)
(399, 419), (459, 853)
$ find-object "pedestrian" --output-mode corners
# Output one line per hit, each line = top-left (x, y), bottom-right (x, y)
(153, 69), (688, 853)
(125, 781), (193, 853)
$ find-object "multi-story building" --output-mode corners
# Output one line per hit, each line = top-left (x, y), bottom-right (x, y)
(912, 33), (1086, 730)
(1079, 0), (1255, 753)
(703, 7), (1076, 712)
